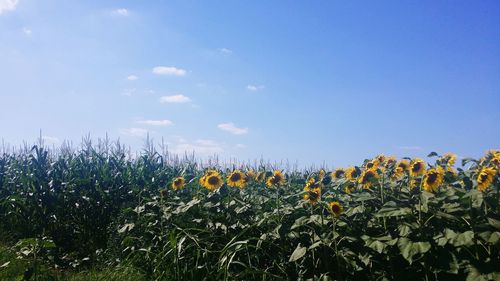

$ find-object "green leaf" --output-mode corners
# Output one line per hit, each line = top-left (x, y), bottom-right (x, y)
(453, 231), (474, 247)
(487, 218), (500, 230)
(289, 243), (307, 262)
(427, 152), (439, 157)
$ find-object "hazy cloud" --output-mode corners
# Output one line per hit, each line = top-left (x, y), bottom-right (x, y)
(152, 66), (187, 76)
(171, 139), (223, 155)
(120, 128), (149, 137)
(127, 75), (138, 81)
(112, 8), (129, 16)
(136, 119), (173, 126)
(247, 85), (265, 91)
(0, 0), (18, 15)
(219, 48), (233, 55)
(217, 123), (249, 135)
(159, 94), (191, 103)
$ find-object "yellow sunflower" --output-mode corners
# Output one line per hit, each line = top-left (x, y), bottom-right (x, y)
(365, 159), (380, 170)
(442, 153), (457, 167)
(266, 170), (286, 187)
(477, 167), (497, 192)
(345, 166), (361, 181)
(227, 170), (247, 188)
(332, 168), (345, 180)
(393, 160), (410, 179)
(376, 155), (386, 164)
(328, 201), (343, 216)
(303, 179), (322, 205)
(410, 158), (426, 177)
(422, 167), (445, 193)
(200, 170), (223, 190)
(358, 169), (379, 188)
(246, 169), (257, 179)
(384, 156), (397, 167)
(344, 184), (355, 194)
(171, 176), (186, 190)
(319, 169), (326, 179)
(256, 171), (266, 182)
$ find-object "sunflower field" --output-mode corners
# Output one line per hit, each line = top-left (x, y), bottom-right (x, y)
(0, 141), (499, 280)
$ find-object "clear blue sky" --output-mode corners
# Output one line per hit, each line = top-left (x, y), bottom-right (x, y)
(1, 0), (499, 167)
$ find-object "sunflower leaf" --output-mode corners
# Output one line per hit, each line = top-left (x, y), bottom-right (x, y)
(289, 243), (307, 262)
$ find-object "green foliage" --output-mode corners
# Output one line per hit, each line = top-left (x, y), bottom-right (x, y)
(1, 141), (499, 280)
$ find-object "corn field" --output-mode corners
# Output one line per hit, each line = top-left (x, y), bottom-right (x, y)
(0, 139), (499, 280)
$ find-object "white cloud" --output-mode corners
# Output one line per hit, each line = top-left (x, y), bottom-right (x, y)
(42, 136), (60, 145)
(159, 94), (191, 103)
(136, 119), (173, 126)
(219, 48), (232, 55)
(236, 144), (246, 149)
(22, 27), (32, 36)
(120, 128), (149, 137)
(152, 66), (187, 76)
(247, 84), (265, 91)
(122, 88), (136, 96)
(171, 139), (223, 155)
(0, 0), (18, 14)
(127, 75), (138, 81)
(112, 8), (129, 16)
(217, 123), (249, 135)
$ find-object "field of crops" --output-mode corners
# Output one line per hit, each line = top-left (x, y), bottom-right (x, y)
(0, 141), (499, 280)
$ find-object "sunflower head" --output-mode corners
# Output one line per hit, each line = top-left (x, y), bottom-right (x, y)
(477, 167), (497, 192)
(332, 168), (345, 180)
(441, 153), (457, 167)
(256, 171), (266, 182)
(266, 170), (286, 187)
(246, 169), (257, 179)
(227, 170), (247, 188)
(384, 156), (397, 167)
(200, 170), (223, 190)
(358, 169), (379, 188)
(344, 184), (355, 194)
(319, 169), (326, 179)
(328, 201), (343, 216)
(303, 179), (322, 205)
(410, 158), (426, 177)
(393, 160), (410, 179)
(171, 176), (186, 190)
(346, 166), (361, 181)
(422, 167), (445, 193)
(365, 159), (380, 170)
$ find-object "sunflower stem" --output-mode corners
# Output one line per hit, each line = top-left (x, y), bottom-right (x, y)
(332, 217), (342, 280)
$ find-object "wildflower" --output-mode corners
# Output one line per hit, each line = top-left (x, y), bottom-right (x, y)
(328, 201), (343, 216)
(358, 169), (379, 188)
(477, 167), (497, 192)
(266, 170), (286, 187)
(346, 166), (361, 181)
(332, 168), (345, 180)
(422, 167), (445, 192)
(200, 170), (223, 190)
(303, 179), (322, 205)
(171, 176), (186, 190)
(393, 160), (410, 179)
(227, 170), (247, 188)
(365, 159), (380, 170)
(410, 158), (426, 177)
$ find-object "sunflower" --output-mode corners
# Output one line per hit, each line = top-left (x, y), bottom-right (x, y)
(344, 184), (355, 194)
(442, 153), (457, 167)
(477, 167), (497, 192)
(246, 169), (257, 179)
(171, 176), (186, 190)
(227, 170), (247, 188)
(393, 160), (410, 179)
(346, 166), (361, 181)
(303, 179), (322, 205)
(200, 170), (223, 190)
(266, 170), (286, 187)
(410, 158), (426, 177)
(422, 167), (445, 192)
(365, 159), (380, 170)
(376, 155), (386, 164)
(358, 169), (379, 188)
(256, 171), (266, 182)
(384, 156), (397, 167)
(492, 152), (500, 166)
(319, 169), (326, 179)
(332, 168), (345, 180)
(328, 201), (343, 216)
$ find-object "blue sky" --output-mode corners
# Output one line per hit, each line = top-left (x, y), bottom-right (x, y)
(0, 0), (499, 167)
